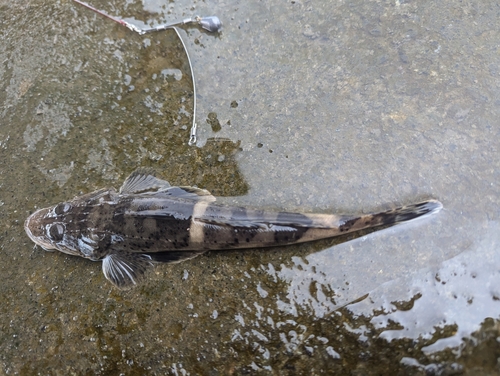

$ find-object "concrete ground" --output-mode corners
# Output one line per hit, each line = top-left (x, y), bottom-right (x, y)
(1, 0), (499, 374)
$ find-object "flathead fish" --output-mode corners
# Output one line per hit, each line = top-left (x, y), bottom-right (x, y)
(25, 170), (442, 289)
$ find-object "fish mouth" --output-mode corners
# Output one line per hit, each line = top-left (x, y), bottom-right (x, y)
(24, 207), (57, 251)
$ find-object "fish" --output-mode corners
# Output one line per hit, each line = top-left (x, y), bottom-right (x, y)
(24, 169), (442, 289)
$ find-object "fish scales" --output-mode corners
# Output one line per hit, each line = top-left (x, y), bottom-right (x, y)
(98, 197), (337, 251)
(24, 169), (442, 289)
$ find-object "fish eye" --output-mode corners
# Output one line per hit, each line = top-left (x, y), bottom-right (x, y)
(49, 223), (65, 241)
(54, 202), (72, 215)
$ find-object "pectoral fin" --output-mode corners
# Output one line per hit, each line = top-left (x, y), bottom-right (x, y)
(102, 252), (154, 289)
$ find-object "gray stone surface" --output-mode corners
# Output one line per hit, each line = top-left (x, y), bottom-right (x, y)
(1, 0), (499, 374)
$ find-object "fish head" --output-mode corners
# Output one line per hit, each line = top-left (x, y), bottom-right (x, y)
(24, 188), (116, 260)
(25, 203), (86, 257)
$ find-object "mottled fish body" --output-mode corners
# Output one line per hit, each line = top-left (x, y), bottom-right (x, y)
(25, 170), (442, 289)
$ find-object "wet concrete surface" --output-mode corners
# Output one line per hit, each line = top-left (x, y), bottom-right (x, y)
(1, 0), (500, 374)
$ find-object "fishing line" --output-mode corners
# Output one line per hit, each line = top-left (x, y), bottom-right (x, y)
(73, 0), (222, 146)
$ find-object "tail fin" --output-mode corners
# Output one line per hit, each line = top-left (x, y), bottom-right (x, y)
(340, 200), (443, 233)
(390, 200), (443, 223)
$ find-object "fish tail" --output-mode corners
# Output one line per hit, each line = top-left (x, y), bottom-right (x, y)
(390, 200), (443, 223)
(338, 199), (443, 234)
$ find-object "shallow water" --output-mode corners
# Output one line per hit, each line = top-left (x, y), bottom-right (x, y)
(1, 0), (500, 374)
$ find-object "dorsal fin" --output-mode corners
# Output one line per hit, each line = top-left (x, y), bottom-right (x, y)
(193, 217), (300, 231)
(119, 168), (171, 194)
(159, 186), (216, 202)
(119, 169), (215, 201)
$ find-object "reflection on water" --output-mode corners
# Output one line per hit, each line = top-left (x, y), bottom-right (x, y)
(349, 222), (500, 356)
(225, 222), (500, 373)
(1, 0), (500, 374)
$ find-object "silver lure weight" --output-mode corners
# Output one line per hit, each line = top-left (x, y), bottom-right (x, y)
(196, 16), (222, 33)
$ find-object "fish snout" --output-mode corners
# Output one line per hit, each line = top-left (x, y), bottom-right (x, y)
(24, 207), (56, 251)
